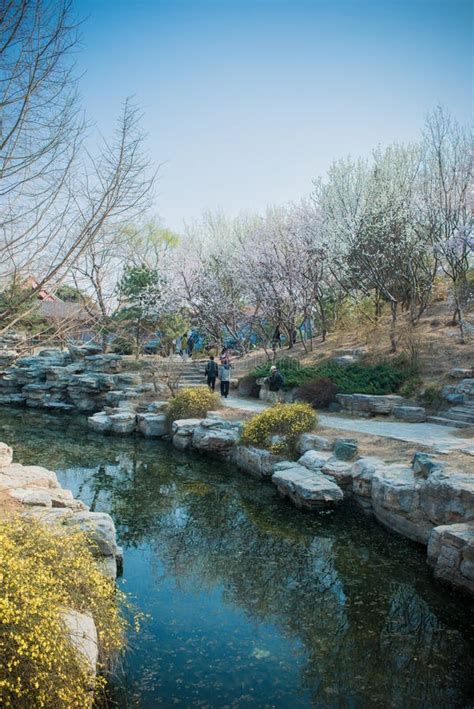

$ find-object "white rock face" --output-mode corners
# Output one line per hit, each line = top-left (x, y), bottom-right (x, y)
(172, 418), (202, 450)
(62, 609), (98, 676)
(109, 412), (136, 434)
(321, 458), (354, 491)
(272, 463), (343, 509)
(0, 442), (13, 467)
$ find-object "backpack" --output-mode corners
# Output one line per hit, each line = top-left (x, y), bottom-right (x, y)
(205, 361), (218, 377)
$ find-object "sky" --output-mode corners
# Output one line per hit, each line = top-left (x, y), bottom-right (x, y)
(73, 0), (473, 232)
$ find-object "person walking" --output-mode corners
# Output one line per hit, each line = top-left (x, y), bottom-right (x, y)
(204, 355), (219, 392)
(266, 365), (284, 404)
(219, 361), (232, 398)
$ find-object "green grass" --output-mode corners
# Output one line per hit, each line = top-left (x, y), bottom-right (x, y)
(252, 355), (415, 395)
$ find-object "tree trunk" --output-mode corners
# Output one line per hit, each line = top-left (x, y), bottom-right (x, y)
(389, 300), (398, 353)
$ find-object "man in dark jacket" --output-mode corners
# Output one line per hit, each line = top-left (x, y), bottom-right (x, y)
(266, 365), (284, 404)
(204, 356), (219, 391)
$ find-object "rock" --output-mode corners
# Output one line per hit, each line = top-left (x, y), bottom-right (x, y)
(411, 452), (443, 479)
(371, 465), (429, 543)
(441, 385), (465, 405)
(298, 449), (333, 471)
(351, 457), (383, 501)
(334, 438), (358, 461)
(332, 355), (357, 366)
(9, 488), (52, 507)
(232, 445), (283, 479)
(419, 469), (474, 527)
(147, 400), (169, 413)
(393, 405), (426, 423)
(137, 413), (167, 437)
(449, 368), (473, 379)
(0, 462), (59, 490)
(62, 609), (98, 676)
(272, 463), (343, 509)
(427, 523), (474, 596)
(109, 412), (136, 434)
(337, 393), (405, 416)
(171, 418), (203, 434)
(321, 458), (354, 491)
(67, 511), (119, 557)
(0, 442), (13, 467)
(172, 418), (201, 450)
(192, 426), (239, 454)
(88, 412), (112, 433)
(297, 433), (333, 454)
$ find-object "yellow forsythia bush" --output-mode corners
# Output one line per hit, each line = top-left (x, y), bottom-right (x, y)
(166, 386), (220, 426)
(240, 402), (317, 455)
(0, 514), (128, 708)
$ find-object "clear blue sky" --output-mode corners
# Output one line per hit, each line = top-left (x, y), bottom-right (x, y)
(74, 0), (472, 231)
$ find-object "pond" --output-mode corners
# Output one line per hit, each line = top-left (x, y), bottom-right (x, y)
(1, 408), (474, 708)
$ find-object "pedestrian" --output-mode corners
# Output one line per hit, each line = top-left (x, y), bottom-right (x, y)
(187, 335), (194, 357)
(220, 347), (230, 365)
(219, 361), (232, 398)
(204, 355), (219, 392)
(266, 365), (284, 404)
(272, 326), (282, 350)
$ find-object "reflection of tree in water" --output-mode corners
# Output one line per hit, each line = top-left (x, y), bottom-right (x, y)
(2, 407), (474, 706)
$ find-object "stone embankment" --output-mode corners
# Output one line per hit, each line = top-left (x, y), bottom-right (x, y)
(0, 345), (166, 413)
(0, 440), (122, 677)
(90, 407), (474, 597)
(337, 371), (474, 429)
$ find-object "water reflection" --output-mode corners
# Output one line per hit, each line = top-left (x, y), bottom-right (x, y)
(1, 408), (473, 708)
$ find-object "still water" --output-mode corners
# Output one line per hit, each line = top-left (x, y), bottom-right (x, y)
(1, 408), (473, 708)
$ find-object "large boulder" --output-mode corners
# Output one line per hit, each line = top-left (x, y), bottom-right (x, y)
(393, 405), (426, 422)
(337, 393), (405, 416)
(88, 412), (112, 433)
(272, 462), (343, 509)
(192, 425), (239, 454)
(109, 411), (136, 434)
(371, 465), (429, 543)
(137, 413), (167, 437)
(334, 438), (358, 461)
(297, 449), (333, 471)
(297, 433), (333, 454)
(62, 609), (98, 677)
(320, 458), (354, 492)
(351, 457), (383, 505)
(172, 418), (202, 450)
(66, 511), (119, 557)
(427, 523), (474, 596)
(232, 445), (283, 479)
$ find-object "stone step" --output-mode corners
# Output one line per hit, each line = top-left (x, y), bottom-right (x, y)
(426, 416), (472, 429)
(445, 409), (474, 423)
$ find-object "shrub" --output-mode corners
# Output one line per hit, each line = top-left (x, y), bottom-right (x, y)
(111, 336), (134, 355)
(166, 386), (220, 425)
(0, 514), (128, 708)
(252, 354), (415, 395)
(240, 402), (317, 455)
(419, 385), (444, 412)
(296, 377), (339, 409)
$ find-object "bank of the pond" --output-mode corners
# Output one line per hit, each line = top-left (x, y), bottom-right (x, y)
(0, 429), (124, 704)
(1, 406), (474, 708)
(88, 403), (474, 598)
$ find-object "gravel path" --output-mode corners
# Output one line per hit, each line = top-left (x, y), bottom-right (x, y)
(223, 396), (474, 455)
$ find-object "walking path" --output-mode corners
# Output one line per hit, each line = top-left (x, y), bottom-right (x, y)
(223, 396), (474, 455)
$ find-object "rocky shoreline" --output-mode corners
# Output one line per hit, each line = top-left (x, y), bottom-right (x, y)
(0, 440), (122, 678)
